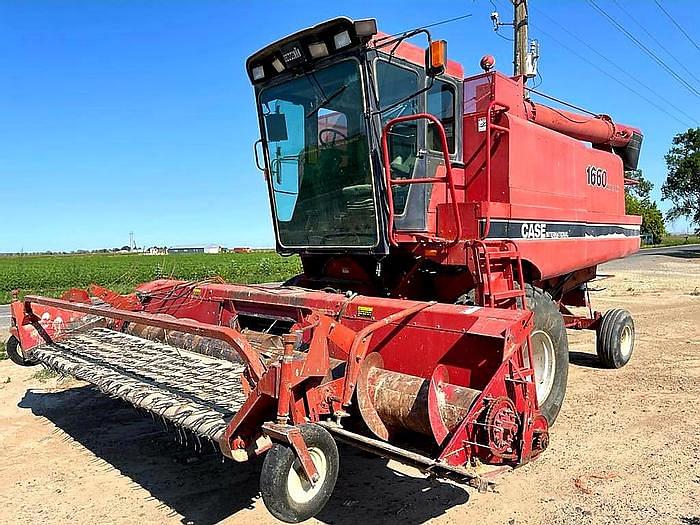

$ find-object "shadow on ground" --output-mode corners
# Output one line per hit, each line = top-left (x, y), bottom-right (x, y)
(568, 350), (605, 369)
(18, 386), (469, 525)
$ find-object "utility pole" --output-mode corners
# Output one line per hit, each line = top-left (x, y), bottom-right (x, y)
(490, 0), (538, 80)
(513, 0), (528, 77)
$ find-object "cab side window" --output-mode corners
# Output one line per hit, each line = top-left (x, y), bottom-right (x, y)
(376, 60), (420, 213)
(426, 80), (456, 153)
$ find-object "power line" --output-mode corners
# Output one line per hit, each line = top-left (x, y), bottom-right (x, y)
(494, 31), (514, 42)
(420, 12), (473, 31)
(587, 0), (700, 98)
(377, 13), (473, 41)
(528, 21), (697, 128)
(611, 0), (700, 85)
(525, 87), (597, 117)
(492, 0), (697, 126)
(529, 5), (699, 127)
(653, 0), (700, 53)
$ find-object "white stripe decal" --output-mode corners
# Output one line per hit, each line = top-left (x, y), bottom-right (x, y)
(482, 219), (640, 240)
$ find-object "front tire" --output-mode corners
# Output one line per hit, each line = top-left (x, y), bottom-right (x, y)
(524, 285), (569, 425)
(260, 424), (339, 523)
(5, 336), (38, 367)
(596, 309), (634, 369)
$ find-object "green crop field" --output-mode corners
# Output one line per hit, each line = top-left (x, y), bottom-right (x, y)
(0, 252), (302, 304)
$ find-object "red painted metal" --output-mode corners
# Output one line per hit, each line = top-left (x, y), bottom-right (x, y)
(88, 284), (143, 311)
(372, 69), (641, 298)
(340, 299), (435, 406)
(356, 358), (480, 443)
(12, 280), (543, 471)
(525, 101), (640, 148)
(470, 239), (528, 309)
(59, 288), (91, 304)
(276, 334), (297, 423)
(482, 101), (510, 240)
(562, 313), (601, 330)
(428, 364), (480, 445)
(6, 19), (646, 518)
(420, 71), (643, 284)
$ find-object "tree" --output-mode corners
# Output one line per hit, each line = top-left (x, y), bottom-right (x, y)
(662, 128), (700, 232)
(625, 170), (666, 244)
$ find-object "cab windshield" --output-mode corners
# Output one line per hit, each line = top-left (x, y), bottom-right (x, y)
(260, 59), (377, 248)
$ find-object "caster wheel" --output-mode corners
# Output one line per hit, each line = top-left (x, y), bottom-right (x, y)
(260, 424), (339, 523)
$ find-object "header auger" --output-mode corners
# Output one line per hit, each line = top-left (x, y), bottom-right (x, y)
(8, 16), (639, 522)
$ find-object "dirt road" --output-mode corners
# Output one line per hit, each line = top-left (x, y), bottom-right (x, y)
(1, 251), (699, 525)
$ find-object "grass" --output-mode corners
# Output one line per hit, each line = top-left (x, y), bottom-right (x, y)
(0, 251), (302, 304)
(30, 367), (59, 382)
(643, 234), (700, 248)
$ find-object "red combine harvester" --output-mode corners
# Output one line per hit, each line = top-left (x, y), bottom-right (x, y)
(7, 17), (640, 523)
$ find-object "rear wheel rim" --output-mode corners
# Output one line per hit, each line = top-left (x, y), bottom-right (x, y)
(620, 324), (633, 360)
(531, 329), (556, 404)
(286, 447), (327, 504)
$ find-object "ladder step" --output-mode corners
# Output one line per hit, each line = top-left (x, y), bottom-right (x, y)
(471, 242), (525, 309)
(483, 250), (520, 259)
(486, 289), (525, 300)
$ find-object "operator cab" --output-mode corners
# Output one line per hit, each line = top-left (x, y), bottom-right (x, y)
(247, 17), (463, 254)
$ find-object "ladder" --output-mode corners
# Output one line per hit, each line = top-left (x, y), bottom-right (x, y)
(470, 239), (528, 309)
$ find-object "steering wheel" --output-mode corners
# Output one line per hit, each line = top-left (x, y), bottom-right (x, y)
(319, 128), (348, 146)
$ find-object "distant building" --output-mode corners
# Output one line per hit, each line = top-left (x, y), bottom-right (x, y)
(232, 247), (252, 253)
(168, 244), (224, 254)
(146, 246), (167, 255)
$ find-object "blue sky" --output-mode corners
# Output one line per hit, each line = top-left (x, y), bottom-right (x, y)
(1, 0), (699, 252)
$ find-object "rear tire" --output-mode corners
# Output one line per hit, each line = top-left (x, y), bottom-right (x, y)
(596, 309), (634, 369)
(5, 336), (38, 367)
(524, 285), (569, 425)
(260, 424), (339, 523)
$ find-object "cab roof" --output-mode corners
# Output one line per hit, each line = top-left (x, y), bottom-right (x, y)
(246, 17), (465, 84)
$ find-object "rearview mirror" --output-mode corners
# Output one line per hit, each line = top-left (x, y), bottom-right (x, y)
(425, 40), (447, 77)
(265, 113), (288, 142)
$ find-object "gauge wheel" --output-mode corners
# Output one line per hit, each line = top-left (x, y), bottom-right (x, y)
(260, 424), (339, 523)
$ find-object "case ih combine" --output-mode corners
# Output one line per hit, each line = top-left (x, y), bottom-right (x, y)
(6, 17), (641, 523)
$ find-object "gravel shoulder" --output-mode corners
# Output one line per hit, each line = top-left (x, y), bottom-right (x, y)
(1, 253), (699, 525)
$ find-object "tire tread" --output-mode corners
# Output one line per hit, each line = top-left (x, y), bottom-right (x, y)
(260, 424), (339, 523)
(596, 308), (634, 369)
(523, 284), (569, 425)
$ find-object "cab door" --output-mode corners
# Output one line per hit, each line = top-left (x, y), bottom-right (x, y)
(376, 58), (461, 232)
(417, 78), (461, 231)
